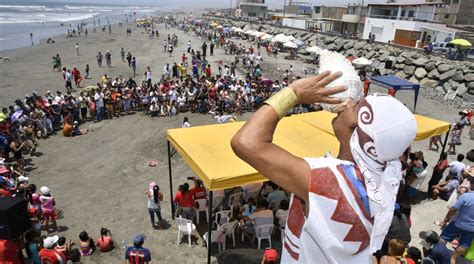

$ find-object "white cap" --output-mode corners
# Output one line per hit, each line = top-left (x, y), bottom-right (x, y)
(18, 175), (29, 182)
(43, 235), (59, 248)
(40, 186), (50, 195)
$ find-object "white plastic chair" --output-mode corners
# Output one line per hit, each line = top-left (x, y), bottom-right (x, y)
(194, 199), (208, 224)
(214, 210), (231, 228)
(203, 229), (223, 252)
(255, 224), (274, 249)
(176, 217), (196, 247)
(228, 192), (243, 218)
(212, 195), (225, 211)
(220, 221), (238, 250)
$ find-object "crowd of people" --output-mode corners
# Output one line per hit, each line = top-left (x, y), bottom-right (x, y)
(1, 14), (473, 264)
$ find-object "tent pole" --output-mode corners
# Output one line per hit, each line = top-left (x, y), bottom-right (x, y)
(440, 124), (451, 158)
(207, 191), (213, 264)
(167, 140), (175, 219)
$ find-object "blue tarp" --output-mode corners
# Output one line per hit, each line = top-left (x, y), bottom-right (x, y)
(368, 75), (420, 112)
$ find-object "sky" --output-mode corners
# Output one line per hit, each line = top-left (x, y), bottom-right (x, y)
(23, 0), (390, 8)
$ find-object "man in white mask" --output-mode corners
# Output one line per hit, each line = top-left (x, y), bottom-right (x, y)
(232, 72), (417, 263)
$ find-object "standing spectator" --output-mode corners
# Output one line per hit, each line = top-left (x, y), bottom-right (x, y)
(71, 67), (82, 88)
(40, 186), (58, 233)
(440, 177), (474, 263)
(85, 64), (89, 79)
(120, 47), (125, 62)
(384, 204), (411, 246)
(105, 50), (112, 68)
(64, 69), (73, 92)
(210, 41), (215, 56)
(25, 230), (41, 264)
(75, 43), (79, 56)
(202, 42), (207, 58)
(94, 89), (104, 121)
(126, 52), (132, 66)
(131, 57), (137, 76)
(96, 52), (103, 67)
(447, 124), (462, 155)
(146, 182), (164, 228)
(125, 234), (151, 264)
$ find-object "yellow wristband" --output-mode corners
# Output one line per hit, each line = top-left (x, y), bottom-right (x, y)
(264, 88), (298, 119)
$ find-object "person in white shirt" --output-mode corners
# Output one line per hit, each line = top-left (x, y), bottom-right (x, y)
(275, 199), (289, 227)
(149, 102), (159, 117)
(94, 90), (104, 121)
(448, 154), (466, 179)
(239, 199), (274, 242)
(182, 117), (191, 128)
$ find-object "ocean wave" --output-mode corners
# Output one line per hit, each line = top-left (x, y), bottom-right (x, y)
(0, 12), (100, 24)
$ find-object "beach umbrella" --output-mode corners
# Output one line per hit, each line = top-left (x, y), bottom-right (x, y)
(84, 85), (97, 93)
(258, 32), (267, 38)
(11, 110), (23, 122)
(449, 39), (472, 47)
(307, 46), (322, 53)
(262, 34), (273, 41)
(287, 35), (296, 41)
(271, 34), (290, 43)
(352, 57), (372, 67)
(283, 41), (298, 49)
(210, 22), (219, 27)
(292, 39), (305, 46)
(233, 28), (243, 33)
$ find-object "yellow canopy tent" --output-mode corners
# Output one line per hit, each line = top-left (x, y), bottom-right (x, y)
(166, 111), (450, 263)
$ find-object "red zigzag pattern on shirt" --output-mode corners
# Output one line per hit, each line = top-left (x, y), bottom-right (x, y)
(309, 167), (370, 255)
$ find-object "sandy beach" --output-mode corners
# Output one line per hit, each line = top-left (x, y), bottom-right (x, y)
(0, 18), (473, 263)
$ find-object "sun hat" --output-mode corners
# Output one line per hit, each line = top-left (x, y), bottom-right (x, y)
(17, 175), (29, 182)
(40, 186), (50, 195)
(43, 235), (59, 248)
(0, 166), (9, 174)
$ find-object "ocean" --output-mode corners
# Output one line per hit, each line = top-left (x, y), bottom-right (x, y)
(0, 1), (161, 51)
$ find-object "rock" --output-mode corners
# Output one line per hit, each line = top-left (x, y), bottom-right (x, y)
(345, 49), (357, 56)
(448, 80), (459, 90)
(409, 76), (419, 84)
(438, 64), (451, 73)
(424, 62), (436, 72)
(335, 40), (345, 51)
(405, 58), (414, 65)
(343, 41), (354, 50)
(394, 64), (405, 70)
(395, 71), (407, 79)
(326, 43), (337, 50)
(403, 65), (415, 75)
(428, 69), (440, 80)
(465, 73), (474, 82)
(443, 82), (452, 91)
(413, 58), (428, 67)
(457, 83), (467, 97)
(468, 82), (474, 95)
(436, 86), (446, 94)
(419, 78), (438, 88)
(397, 56), (406, 63)
(353, 41), (365, 50)
(365, 51), (376, 59)
(414, 68), (427, 79)
(439, 69), (457, 81)
(400, 52), (410, 58)
(452, 71), (464, 82)
(411, 53), (421, 59)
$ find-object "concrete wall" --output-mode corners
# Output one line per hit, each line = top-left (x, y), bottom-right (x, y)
(363, 17), (418, 42)
(282, 17), (307, 30)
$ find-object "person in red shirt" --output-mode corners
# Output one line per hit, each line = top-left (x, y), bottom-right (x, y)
(39, 235), (66, 264)
(0, 238), (24, 264)
(179, 183), (195, 221)
(205, 65), (211, 78)
(189, 178), (206, 200)
(71, 67), (82, 88)
(95, 228), (114, 252)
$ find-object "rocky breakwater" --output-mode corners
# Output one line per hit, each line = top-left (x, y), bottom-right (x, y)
(308, 35), (474, 108)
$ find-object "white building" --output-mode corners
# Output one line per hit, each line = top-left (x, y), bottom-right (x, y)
(363, 2), (458, 47)
(236, 0), (268, 18)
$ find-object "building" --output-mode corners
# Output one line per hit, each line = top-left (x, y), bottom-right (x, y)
(341, 4), (368, 36)
(312, 5), (347, 32)
(363, 2), (458, 47)
(283, 1), (312, 17)
(235, 0), (268, 18)
(432, 0), (474, 26)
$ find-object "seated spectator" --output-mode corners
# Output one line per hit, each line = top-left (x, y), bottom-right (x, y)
(54, 237), (72, 260)
(149, 102), (159, 117)
(432, 174), (461, 201)
(69, 248), (81, 264)
(78, 231), (95, 256)
(241, 197), (257, 217)
(261, 248), (279, 264)
(448, 154), (466, 179)
(39, 235), (67, 264)
(419, 230), (452, 264)
(242, 182), (262, 202)
(96, 228), (114, 252)
(240, 199), (273, 242)
(379, 239), (410, 264)
(439, 177), (474, 263)
(266, 183), (287, 210)
(125, 234), (151, 264)
(385, 203), (411, 246)
(406, 247), (422, 264)
(275, 199), (289, 228)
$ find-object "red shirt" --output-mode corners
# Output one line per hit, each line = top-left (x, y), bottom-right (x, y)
(0, 239), (22, 264)
(190, 186), (206, 200)
(39, 248), (66, 264)
(181, 191), (195, 207)
(205, 67), (211, 78)
(0, 188), (11, 197)
(95, 236), (113, 252)
(173, 191), (183, 206)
